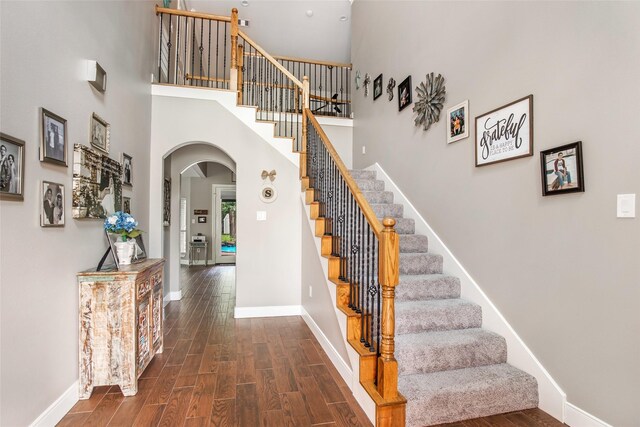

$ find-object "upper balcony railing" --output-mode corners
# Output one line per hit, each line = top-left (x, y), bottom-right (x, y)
(155, 6), (351, 119)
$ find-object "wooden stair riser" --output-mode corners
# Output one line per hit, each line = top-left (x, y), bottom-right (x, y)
(305, 188), (315, 205)
(301, 176), (310, 191)
(377, 404), (407, 427)
(315, 218), (328, 237)
(327, 255), (342, 280)
(310, 202), (320, 219)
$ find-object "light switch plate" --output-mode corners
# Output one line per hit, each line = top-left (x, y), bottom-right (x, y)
(617, 194), (636, 218)
(256, 211), (267, 221)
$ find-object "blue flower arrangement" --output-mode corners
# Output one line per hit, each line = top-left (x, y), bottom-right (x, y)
(104, 211), (142, 242)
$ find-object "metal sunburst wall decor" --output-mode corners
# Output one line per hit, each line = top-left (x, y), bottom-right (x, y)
(355, 70), (361, 90)
(363, 73), (371, 97)
(413, 72), (446, 131)
(387, 78), (396, 101)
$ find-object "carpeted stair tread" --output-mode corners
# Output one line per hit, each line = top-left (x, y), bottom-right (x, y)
(397, 274), (461, 301)
(399, 234), (429, 253)
(399, 363), (538, 426)
(400, 252), (443, 275)
(349, 169), (377, 180)
(354, 178), (385, 191)
(395, 299), (482, 335)
(385, 217), (415, 234)
(395, 328), (505, 375)
(362, 190), (394, 204)
(370, 203), (404, 218)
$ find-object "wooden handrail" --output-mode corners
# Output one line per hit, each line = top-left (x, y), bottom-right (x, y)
(243, 51), (351, 69)
(272, 54), (352, 69)
(155, 5), (231, 22)
(305, 109), (383, 237)
(238, 30), (305, 91)
(186, 74), (230, 83)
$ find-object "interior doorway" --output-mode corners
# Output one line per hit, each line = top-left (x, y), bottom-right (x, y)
(212, 184), (236, 264)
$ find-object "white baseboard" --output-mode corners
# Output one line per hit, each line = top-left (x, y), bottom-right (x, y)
(300, 307), (352, 385)
(565, 402), (613, 427)
(170, 290), (182, 301)
(163, 293), (171, 307)
(234, 305), (302, 318)
(29, 381), (78, 427)
(367, 162), (567, 420)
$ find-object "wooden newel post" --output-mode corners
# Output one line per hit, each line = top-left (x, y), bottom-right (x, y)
(230, 8), (238, 69)
(303, 75), (310, 109)
(236, 44), (244, 104)
(377, 217), (400, 400)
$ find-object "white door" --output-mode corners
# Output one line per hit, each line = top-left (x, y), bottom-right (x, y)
(212, 185), (236, 264)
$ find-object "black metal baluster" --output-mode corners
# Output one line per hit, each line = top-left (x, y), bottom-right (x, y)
(191, 17), (196, 86)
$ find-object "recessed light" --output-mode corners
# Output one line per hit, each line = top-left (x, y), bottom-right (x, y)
(241, 0), (249, 6)
(306, 10), (314, 17)
(339, 15), (348, 22)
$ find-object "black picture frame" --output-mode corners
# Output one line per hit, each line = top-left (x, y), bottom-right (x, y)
(540, 141), (585, 196)
(373, 74), (383, 100)
(122, 153), (133, 187)
(123, 196), (131, 214)
(198, 216), (207, 223)
(40, 108), (68, 166)
(163, 177), (171, 226)
(0, 132), (25, 201)
(398, 76), (412, 111)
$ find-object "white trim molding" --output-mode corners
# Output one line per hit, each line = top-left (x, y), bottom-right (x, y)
(367, 162), (567, 420)
(29, 381), (78, 427)
(234, 305), (302, 318)
(301, 307), (352, 384)
(565, 402), (613, 427)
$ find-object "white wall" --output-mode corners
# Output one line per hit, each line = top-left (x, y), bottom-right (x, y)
(351, 2), (640, 425)
(150, 94), (302, 310)
(0, 1), (155, 425)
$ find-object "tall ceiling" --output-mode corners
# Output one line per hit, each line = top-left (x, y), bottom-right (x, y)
(183, 0), (352, 63)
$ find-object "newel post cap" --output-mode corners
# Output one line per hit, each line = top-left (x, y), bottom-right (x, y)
(382, 217), (396, 229)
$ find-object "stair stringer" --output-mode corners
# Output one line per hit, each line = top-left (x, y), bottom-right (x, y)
(366, 162), (567, 422)
(151, 84), (299, 167)
(300, 195), (377, 425)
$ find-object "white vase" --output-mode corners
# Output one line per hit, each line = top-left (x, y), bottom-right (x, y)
(115, 240), (135, 266)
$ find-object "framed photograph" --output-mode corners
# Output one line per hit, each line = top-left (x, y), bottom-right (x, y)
(40, 108), (67, 166)
(90, 113), (110, 154)
(123, 196), (131, 214)
(398, 76), (412, 111)
(447, 100), (469, 144)
(72, 144), (122, 219)
(373, 74), (383, 100)
(475, 95), (533, 167)
(41, 181), (65, 227)
(0, 133), (25, 201)
(163, 177), (171, 226)
(122, 153), (132, 187)
(198, 216), (207, 223)
(540, 141), (585, 196)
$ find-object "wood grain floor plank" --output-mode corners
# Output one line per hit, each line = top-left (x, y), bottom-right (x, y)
(108, 378), (157, 427)
(215, 361), (238, 399)
(280, 391), (312, 427)
(82, 393), (124, 427)
(260, 410), (287, 427)
(183, 417), (208, 427)
(273, 357), (298, 393)
(327, 402), (366, 427)
(296, 376), (334, 425)
(56, 412), (89, 426)
(132, 404), (165, 427)
(236, 383), (260, 427)
(300, 339), (324, 365)
(253, 342), (272, 370)
(198, 344), (221, 374)
(256, 369), (282, 412)
(144, 365), (182, 405)
(186, 373), (217, 418)
(237, 352), (256, 385)
(209, 399), (236, 427)
(166, 339), (192, 366)
(309, 364), (345, 404)
(67, 385), (110, 414)
(157, 386), (194, 427)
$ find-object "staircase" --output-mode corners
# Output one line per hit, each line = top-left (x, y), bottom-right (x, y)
(350, 169), (539, 426)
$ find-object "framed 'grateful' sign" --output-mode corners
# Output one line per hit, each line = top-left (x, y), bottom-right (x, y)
(475, 95), (533, 167)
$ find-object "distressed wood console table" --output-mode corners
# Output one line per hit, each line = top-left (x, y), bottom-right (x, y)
(77, 258), (165, 398)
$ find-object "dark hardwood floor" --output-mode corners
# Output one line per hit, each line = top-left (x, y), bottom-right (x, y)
(57, 265), (565, 427)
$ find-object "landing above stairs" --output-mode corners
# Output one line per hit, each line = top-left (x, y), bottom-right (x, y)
(350, 169), (538, 426)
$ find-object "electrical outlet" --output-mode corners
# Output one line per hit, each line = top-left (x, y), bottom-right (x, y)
(309, 286), (313, 298)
